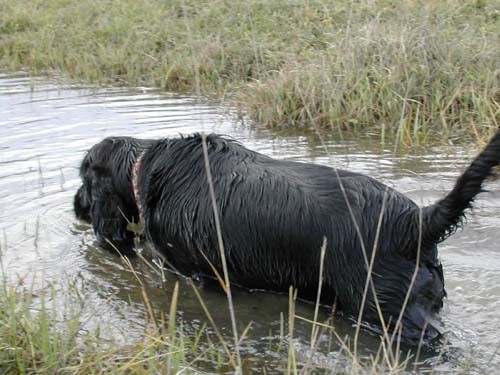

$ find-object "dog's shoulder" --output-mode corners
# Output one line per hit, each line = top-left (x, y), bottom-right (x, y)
(152, 133), (253, 158)
(178, 133), (241, 150)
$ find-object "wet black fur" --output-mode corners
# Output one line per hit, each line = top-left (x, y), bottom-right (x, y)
(74, 131), (500, 344)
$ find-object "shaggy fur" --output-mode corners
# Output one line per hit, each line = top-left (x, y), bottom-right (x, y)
(74, 131), (500, 344)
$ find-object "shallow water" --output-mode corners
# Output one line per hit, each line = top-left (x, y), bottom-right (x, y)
(0, 72), (499, 373)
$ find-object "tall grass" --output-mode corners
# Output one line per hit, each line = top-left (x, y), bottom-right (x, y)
(1, 0), (498, 143)
(0, 276), (198, 374)
(0, 259), (436, 374)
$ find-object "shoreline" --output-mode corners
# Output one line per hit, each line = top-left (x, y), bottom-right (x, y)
(1, 0), (498, 144)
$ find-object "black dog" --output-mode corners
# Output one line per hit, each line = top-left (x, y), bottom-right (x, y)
(74, 131), (500, 344)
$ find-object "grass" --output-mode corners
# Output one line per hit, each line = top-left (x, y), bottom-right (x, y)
(0, 269), (426, 374)
(0, 271), (229, 374)
(0, 0), (499, 144)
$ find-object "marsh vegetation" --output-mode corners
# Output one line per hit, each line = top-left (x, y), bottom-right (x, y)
(1, 0), (499, 143)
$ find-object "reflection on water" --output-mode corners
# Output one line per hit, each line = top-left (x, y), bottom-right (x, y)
(0, 72), (499, 373)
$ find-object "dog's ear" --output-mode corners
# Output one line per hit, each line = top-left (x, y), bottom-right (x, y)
(74, 185), (91, 222)
(89, 165), (135, 255)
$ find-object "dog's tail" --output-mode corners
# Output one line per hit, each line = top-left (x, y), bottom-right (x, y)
(420, 129), (500, 247)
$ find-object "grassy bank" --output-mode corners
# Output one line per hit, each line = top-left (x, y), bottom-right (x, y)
(1, 0), (499, 143)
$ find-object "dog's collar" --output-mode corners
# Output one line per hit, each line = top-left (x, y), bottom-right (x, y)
(131, 150), (146, 228)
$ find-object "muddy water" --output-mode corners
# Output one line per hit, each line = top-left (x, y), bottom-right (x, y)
(0, 72), (499, 373)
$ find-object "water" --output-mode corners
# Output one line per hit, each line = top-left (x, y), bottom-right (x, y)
(0, 72), (499, 373)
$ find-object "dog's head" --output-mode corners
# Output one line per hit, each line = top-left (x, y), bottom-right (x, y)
(74, 137), (146, 255)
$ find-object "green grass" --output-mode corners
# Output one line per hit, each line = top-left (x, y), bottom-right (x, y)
(0, 224), (478, 375)
(0, 275), (228, 374)
(0, 273), (418, 374)
(0, 238), (429, 374)
(1, 0), (499, 143)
